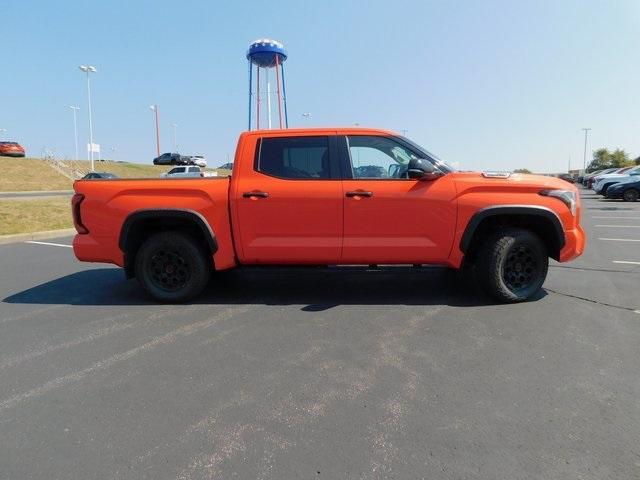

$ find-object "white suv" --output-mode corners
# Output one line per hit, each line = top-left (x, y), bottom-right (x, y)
(594, 166), (640, 194)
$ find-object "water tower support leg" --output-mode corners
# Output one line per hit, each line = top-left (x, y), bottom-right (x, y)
(281, 62), (289, 128)
(266, 70), (272, 129)
(248, 61), (253, 131)
(256, 66), (261, 130)
(275, 55), (284, 129)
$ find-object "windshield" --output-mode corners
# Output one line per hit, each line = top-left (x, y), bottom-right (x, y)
(396, 136), (456, 173)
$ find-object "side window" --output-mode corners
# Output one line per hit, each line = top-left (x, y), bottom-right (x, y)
(347, 136), (420, 179)
(189, 167), (199, 172)
(168, 167), (180, 174)
(257, 136), (331, 179)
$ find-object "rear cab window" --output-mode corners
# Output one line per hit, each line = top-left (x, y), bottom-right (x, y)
(255, 136), (332, 180)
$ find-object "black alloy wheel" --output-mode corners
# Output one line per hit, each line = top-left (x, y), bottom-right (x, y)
(502, 244), (541, 294)
(623, 189), (639, 202)
(135, 231), (211, 302)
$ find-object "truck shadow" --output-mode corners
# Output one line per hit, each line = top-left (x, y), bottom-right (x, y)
(2, 266), (546, 310)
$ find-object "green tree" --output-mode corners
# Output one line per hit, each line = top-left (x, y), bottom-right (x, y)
(513, 168), (532, 174)
(587, 148), (632, 171)
(609, 149), (631, 167)
(588, 148), (611, 171)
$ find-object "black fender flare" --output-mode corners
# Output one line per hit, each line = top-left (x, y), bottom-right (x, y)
(459, 205), (565, 254)
(119, 208), (218, 258)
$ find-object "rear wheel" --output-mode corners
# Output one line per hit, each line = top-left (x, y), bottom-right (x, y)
(476, 228), (548, 303)
(135, 231), (211, 303)
(623, 189), (639, 202)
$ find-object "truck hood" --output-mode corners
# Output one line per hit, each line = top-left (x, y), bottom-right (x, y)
(451, 171), (576, 191)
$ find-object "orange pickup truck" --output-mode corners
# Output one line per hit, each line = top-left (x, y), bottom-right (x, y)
(72, 128), (585, 303)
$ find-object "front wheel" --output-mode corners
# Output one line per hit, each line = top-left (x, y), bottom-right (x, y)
(623, 189), (639, 202)
(476, 228), (548, 303)
(135, 231), (211, 303)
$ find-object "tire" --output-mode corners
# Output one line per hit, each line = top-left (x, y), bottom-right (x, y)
(476, 228), (548, 303)
(135, 231), (211, 303)
(623, 189), (639, 202)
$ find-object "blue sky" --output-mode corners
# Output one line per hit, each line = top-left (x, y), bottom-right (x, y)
(3, 0), (639, 172)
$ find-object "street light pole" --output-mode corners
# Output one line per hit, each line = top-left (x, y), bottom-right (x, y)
(150, 105), (160, 157)
(69, 106), (80, 161)
(171, 123), (178, 152)
(79, 65), (97, 171)
(582, 128), (591, 172)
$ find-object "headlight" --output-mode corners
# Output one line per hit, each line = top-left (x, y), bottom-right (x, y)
(540, 189), (577, 216)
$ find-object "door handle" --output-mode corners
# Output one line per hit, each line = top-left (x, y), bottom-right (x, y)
(243, 191), (269, 198)
(345, 191), (373, 198)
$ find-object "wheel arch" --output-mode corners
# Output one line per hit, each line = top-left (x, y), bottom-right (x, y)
(119, 209), (218, 278)
(460, 206), (565, 262)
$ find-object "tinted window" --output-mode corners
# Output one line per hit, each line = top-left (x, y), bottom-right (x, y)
(347, 136), (420, 179)
(189, 167), (199, 172)
(257, 136), (330, 179)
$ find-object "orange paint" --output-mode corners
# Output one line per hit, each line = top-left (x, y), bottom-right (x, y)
(73, 128), (585, 273)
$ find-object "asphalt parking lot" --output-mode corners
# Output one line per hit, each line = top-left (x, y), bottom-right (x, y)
(1, 189), (639, 480)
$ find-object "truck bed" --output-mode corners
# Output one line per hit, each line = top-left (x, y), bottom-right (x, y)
(73, 177), (235, 269)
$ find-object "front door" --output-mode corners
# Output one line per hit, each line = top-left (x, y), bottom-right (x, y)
(233, 134), (343, 264)
(340, 135), (457, 264)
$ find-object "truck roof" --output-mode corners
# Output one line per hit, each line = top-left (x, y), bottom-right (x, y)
(240, 127), (399, 137)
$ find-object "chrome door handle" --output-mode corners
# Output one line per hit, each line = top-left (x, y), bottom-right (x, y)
(243, 191), (269, 198)
(345, 191), (373, 198)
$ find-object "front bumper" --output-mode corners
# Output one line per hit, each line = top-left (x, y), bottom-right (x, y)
(559, 225), (586, 262)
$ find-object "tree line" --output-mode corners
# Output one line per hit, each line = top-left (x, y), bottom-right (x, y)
(587, 148), (640, 172)
(515, 149), (639, 174)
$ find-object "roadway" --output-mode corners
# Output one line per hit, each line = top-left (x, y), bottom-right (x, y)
(0, 189), (638, 479)
(0, 190), (74, 200)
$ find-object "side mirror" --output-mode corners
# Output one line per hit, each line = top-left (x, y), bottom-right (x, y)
(407, 158), (442, 181)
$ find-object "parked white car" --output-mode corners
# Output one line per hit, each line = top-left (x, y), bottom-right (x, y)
(161, 166), (204, 178)
(593, 166), (640, 194)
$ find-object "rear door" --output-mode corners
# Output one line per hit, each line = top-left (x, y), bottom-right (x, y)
(233, 134), (343, 264)
(339, 135), (457, 264)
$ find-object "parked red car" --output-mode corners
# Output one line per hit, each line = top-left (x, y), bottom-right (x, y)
(0, 141), (25, 157)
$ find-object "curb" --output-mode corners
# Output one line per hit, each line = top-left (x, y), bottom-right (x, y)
(0, 228), (77, 246)
(0, 190), (74, 196)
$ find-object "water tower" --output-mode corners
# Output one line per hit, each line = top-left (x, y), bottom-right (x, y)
(247, 38), (288, 130)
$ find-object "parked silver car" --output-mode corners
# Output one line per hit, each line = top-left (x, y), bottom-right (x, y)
(160, 166), (204, 178)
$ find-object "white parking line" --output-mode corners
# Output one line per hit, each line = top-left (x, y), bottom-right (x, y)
(595, 225), (640, 228)
(613, 260), (640, 265)
(598, 238), (640, 242)
(25, 241), (72, 248)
